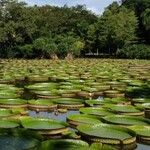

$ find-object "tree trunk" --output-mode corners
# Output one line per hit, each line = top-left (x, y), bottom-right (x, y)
(65, 53), (74, 61)
(50, 54), (58, 60)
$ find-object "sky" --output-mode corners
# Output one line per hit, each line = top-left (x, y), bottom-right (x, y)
(20, 0), (120, 15)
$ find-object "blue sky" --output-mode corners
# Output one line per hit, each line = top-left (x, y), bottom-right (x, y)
(20, 0), (120, 14)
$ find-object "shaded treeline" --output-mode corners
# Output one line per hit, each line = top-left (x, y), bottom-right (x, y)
(0, 0), (150, 59)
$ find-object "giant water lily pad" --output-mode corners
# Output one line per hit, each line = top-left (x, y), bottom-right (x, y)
(0, 84), (20, 91)
(80, 107), (114, 116)
(132, 98), (150, 104)
(103, 115), (150, 126)
(85, 99), (112, 107)
(0, 99), (27, 105)
(26, 83), (58, 91)
(129, 125), (150, 144)
(103, 104), (143, 115)
(34, 90), (58, 96)
(136, 103), (150, 110)
(129, 125), (150, 137)
(0, 91), (19, 99)
(28, 99), (57, 111)
(21, 117), (68, 135)
(0, 109), (14, 118)
(39, 139), (89, 150)
(77, 124), (136, 145)
(0, 120), (19, 129)
(67, 114), (101, 127)
(53, 98), (84, 109)
(28, 99), (56, 106)
(53, 98), (84, 105)
(21, 117), (66, 130)
(0, 99), (27, 108)
(90, 143), (116, 150)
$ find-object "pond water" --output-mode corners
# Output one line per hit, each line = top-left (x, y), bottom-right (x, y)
(29, 110), (80, 122)
(136, 144), (150, 150)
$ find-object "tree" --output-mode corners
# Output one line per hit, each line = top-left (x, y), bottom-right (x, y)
(96, 2), (138, 54)
(141, 9), (150, 42)
(56, 34), (84, 59)
(122, 0), (150, 43)
(33, 37), (58, 59)
(142, 9), (150, 30)
(122, 0), (150, 16)
(87, 22), (101, 54)
(16, 44), (34, 58)
(0, 0), (38, 57)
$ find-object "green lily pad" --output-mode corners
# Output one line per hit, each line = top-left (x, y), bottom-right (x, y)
(21, 117), (66, 130)
(28, 99), (55, 106)
(103, 104), (142, 113)
(103, 115), (150, 126)
(53, 98), (84, 105)
(34, 90), (58, 96)
(0, 120), (19, 129)
(77, 124), (136, 143)
(39, 139), (89, 150)
(67, 114), (101, 126)
(90, 143), (116, 150)
(0, 91), (19, 99)
(0, 99), (27, 105)
(0, 109), (14, 117)
(26, 82), (58, 91)
(132, 98), (150, 104)
(129, 125), (150, 137)
(80, 107), (114, 116)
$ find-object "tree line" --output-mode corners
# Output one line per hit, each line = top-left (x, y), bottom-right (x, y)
(0, 0), (150, 59)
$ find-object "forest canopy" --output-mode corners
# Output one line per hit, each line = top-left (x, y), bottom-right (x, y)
(0, 0), (150, 59)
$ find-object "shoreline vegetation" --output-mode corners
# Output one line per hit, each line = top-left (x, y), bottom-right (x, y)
(0, 0), (150, 59)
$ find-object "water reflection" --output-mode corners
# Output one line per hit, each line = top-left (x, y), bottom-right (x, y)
(29, 110), (80, 122)
(136, 144), (150, 150)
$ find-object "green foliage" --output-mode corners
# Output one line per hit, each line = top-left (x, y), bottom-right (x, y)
(33, 37), (58, 58)
(117, 44), (150, 59)
(141, 9), (150, 42)
(96, 3), (138, 54)
(73, 41), (84, 56)
(142, 9), (150, 30)
(16, 44), (34, 58)
(122, 0), (150, 43)
(0, 0), (149, 59)
(56, 34), (84, 57)
(122, 0), (150, 16)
